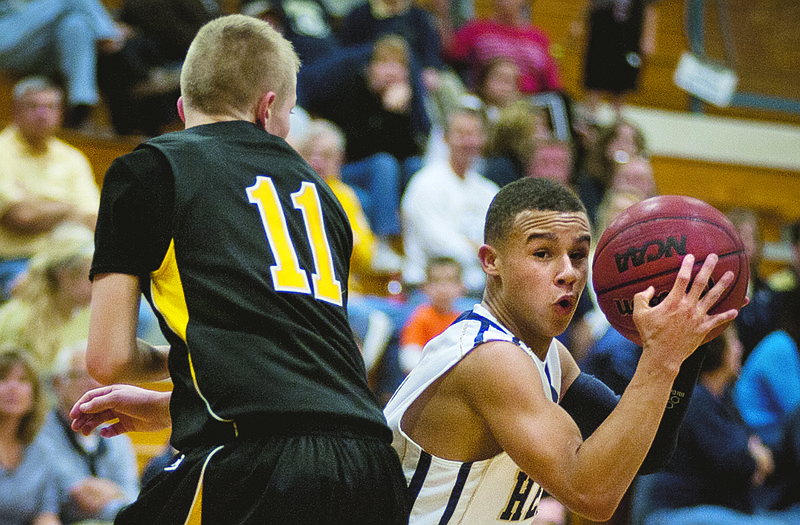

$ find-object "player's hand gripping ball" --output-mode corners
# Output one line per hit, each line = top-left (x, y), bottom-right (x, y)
(592, 195), (749, 345)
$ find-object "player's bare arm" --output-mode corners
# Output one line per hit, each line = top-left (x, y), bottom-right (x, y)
(87, 273), (170, 385)
(416, 254), (737, 521)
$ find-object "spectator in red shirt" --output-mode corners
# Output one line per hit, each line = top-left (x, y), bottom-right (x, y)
(445, 0), (561, 95)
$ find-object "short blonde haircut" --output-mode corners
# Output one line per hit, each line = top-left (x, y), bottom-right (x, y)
(181, 14), (300, 119)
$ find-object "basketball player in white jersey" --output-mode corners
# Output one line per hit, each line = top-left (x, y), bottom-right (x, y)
(384, 177), (742, 524)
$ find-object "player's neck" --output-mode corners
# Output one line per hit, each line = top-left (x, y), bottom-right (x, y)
(481, 297), (552, 360)
(183, 111), (250, 129)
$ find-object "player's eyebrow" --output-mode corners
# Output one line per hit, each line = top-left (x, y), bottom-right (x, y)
(525, 232), (557, 243)
(525, 233), (591, 244)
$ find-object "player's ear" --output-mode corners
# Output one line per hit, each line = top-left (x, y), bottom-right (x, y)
(255, 92), (276, 130)
(479, 244), (500, 276)
(177, 97), (186, 124)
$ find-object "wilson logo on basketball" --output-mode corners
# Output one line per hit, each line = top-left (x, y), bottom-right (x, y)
(614, 235), (688, 273)
(612, 276), (715, 316)
(613, 289), (670, 316)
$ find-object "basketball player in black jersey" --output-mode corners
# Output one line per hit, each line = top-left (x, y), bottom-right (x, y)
(69, 14), (409, 524)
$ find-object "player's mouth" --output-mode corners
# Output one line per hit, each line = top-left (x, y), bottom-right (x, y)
(554, 295), (575, 314)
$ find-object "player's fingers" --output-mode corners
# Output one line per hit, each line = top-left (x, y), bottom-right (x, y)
(687, 253), (718, 302)
(70, 385), (115, 418)
(98, 421), (127, 438)
(700, 308), (739, 336)
(633, 285), (655, 310)
(71, 412), (108, 435)
(697, 270), (735, 313)
(666, 254), (695, 300)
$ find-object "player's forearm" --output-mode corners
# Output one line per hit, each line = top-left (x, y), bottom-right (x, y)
(127, 340), (171, 383)
(567, 358), (678, 519)
(88, 274), (170, 384)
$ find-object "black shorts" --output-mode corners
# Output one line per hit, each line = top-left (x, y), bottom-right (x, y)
(116, 426), (410, 524)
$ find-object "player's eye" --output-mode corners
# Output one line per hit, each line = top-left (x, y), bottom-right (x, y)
(570, 249), (589, 261)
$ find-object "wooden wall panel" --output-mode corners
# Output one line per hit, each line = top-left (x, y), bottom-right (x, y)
(518, 0), (800, 125)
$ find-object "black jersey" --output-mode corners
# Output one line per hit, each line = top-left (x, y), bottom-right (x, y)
(92, 121), (389, 449)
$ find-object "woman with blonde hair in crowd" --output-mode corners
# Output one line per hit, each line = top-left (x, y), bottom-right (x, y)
(0, 347), (64, 525)
(481, 98), (550, 188)
(0, 224), (93, 370)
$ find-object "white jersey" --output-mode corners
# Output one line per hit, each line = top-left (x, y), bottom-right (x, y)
(384, 304), (562, 524)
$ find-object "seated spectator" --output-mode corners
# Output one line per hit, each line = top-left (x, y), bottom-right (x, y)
(608, 154), (657, 199)
(402, 106), (498, 295)
(91, 0), (220, 136)
(573, 117), (648, 227)
(0, 348), (64, 525)
(417, 0), (474, 50)
(574, 188), (647, 364)
(0, 0), (124, 127)
(474, 56), (522, 126)
(727, 208), (782, 362)
(121, 0), (220, 64)
(97, 32), (182, 137)
(0, 224), (94, 369)
(769, 219), (800, 296)
(38, 341), (138, 524)
(445, 0), (561, 95)
(481, 99), (550, 188)
(298, 33), (430, 188)
(241, 0), (341, 65)
(339, 0), (444, 94)
(735, 284), (800, 450)
(763, 403), (800, 514)
(0, 77), (100, 299)
(631, 326), (800, 525)
(526, 138), (576, 188)
(296, 119), (404, 289)
(399, 256), (469, 376)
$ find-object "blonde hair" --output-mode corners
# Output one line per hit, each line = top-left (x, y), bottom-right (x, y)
(0, 347), (47, 445)
(181, 14), (300, 119)
(370, 34), (410, 67)
(5, 224), (94, 368)
(484, 99), (546, 166)
(299, 119), (346, 156)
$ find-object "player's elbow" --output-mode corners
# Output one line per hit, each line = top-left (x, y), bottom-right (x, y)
(86, 340), (125, 385)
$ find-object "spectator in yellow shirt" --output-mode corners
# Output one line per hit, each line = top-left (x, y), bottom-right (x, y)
(0, 77), (100, 299)
(297, 118), (403, 292)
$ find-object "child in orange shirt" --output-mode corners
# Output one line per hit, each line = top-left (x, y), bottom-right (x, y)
(399, 256), (467, 375)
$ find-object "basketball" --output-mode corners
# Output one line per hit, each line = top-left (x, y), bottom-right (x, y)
(592, 195), (749, 346)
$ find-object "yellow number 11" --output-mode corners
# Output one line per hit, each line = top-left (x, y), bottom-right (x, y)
(246, 176), (343, 306)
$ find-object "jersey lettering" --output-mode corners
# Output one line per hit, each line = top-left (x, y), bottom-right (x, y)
(524, 486), (544, 519)
(500, 471), (537, 521)
(247, 177), (343, 306)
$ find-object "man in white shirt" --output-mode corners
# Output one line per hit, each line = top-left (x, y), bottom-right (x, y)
(402, 106), (498, 295)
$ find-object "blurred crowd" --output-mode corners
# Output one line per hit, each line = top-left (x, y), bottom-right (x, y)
(1, 1), (799, 524)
